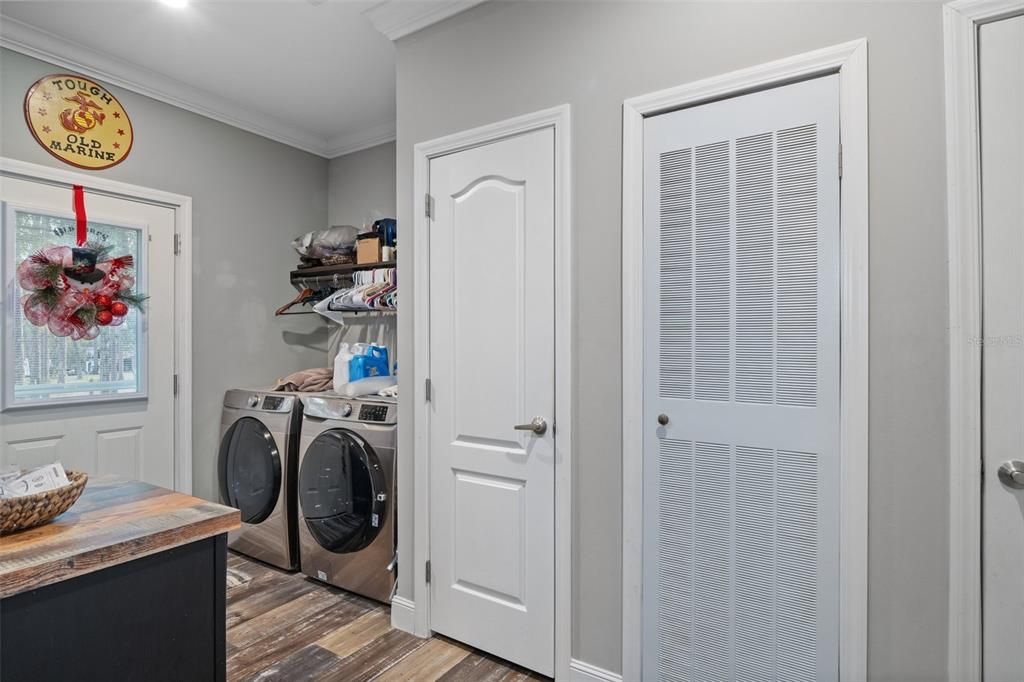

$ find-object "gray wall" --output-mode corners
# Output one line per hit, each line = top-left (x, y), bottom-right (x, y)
(328, 141), (396, 229)
(325, 142), (398, 360)
(395, 2), (949, 678)
(1, 48), (330, 502)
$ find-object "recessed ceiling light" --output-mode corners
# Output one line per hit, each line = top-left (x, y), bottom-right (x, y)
(160, 0), (189, 9)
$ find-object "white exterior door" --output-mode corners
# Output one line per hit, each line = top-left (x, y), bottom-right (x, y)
(642, 75), (841, 681)
(980, 14), (1024, 681)
(427, 127), (556, 676)
(1, 175), (177, 489)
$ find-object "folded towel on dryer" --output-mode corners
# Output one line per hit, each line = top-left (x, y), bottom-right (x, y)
(274, 367), (333, 392)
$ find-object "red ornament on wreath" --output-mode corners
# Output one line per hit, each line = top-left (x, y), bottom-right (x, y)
(17, 243), (146, 340)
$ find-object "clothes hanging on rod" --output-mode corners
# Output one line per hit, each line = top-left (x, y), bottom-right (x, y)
(313, 267), (397, 324)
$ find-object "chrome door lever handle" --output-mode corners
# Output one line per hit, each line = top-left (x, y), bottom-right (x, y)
(513, 417), (548, 436)
(998, 461), (1024, 489)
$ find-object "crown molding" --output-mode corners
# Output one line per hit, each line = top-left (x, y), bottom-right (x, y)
(326, 119), (396, 158)
(362, 0), (487, 41)
(0, 15), (393, 159)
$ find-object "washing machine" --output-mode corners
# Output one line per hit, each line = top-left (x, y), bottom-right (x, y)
(297, 394), (397, 603)
(218, 389), (302, 570)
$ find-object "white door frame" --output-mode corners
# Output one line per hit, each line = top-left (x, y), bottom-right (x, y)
(620, 40), (869, 682)
(945, 2), (1024, 680)
(0, 157), (194, 494)
(407, 105), (573, 680)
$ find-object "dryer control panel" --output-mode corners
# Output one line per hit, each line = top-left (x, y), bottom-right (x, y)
(300, 396), (396, 424)
(259, 395), (294, 412)
(224, 389), (295, 413)
(358, 404), (389, 422)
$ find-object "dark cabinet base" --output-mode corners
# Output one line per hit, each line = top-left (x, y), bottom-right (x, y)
(1, 534), (227, 682)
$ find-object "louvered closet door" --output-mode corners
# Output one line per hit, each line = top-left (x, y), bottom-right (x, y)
(641, 75), (841, 682)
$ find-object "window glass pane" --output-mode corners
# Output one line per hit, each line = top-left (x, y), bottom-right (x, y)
(9, 210), (144, 405)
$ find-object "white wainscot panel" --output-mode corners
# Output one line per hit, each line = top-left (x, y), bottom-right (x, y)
(96, 428), (142, 479)
(3, 436), (63, 469)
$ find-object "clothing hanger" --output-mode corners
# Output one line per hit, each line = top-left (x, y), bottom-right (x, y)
(323, 267), (397, 312)
(276, 287), (313, 316)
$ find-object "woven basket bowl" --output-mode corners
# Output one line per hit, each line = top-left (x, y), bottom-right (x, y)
(0, 471), (88, 534)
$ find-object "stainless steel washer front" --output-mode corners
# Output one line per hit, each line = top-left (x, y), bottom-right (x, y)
(297, 396), (397, 603)
(219, 389), (302, 570)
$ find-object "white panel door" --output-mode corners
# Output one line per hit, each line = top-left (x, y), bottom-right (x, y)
(642, 75), (841, 681)
(428, 127), (555, 676)
(980, 14), (1024, 681)
(1, 175), (176, 489)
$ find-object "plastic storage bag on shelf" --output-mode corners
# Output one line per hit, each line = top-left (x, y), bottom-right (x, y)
(292, 225), (359, 259)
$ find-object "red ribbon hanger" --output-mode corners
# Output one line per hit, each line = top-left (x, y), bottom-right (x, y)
(72, 184), (87, 246)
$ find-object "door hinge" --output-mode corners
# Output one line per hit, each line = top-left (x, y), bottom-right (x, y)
(838, 143), (843, 179)
(425, 377), (432, 402)
(173, 233), (181, 255)
(173, 374), (179, 397)
(424, 193), (434, 220)
(425, 559), (431, 584)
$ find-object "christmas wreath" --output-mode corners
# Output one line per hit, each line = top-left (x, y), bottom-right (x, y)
(17, 243), (147, 341)
(16, 185), (146, 341)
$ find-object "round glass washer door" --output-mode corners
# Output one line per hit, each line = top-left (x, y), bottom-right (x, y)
(218, 416), (282, 524)
(299, 429), (387, 554)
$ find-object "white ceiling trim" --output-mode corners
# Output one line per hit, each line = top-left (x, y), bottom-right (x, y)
(327, 119), (397, 158)
(362, 0), (488, 41)
(0, 16), (395, 159)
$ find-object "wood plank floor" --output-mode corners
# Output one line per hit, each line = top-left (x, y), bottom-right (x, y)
(227, 552), (550, 681)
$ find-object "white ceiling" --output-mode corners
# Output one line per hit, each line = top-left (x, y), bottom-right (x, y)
(0, 1), (399, 157)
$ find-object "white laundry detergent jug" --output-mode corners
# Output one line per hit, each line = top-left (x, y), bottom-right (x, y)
(333, 343), (354, 393)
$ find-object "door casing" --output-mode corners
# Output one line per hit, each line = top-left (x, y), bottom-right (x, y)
(0, 157), (194, 493)
(944, 2), (1024, 681)
(406, 105), (573, 680)
(620, 40), (869, 682)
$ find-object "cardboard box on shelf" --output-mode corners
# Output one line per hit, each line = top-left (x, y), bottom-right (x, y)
(356, 235), (382, 265)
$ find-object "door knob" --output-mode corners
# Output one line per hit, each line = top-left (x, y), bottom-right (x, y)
(514, 417), (548, 436)
(998, 461), (1024, 489)
(657, 414), (669, 426)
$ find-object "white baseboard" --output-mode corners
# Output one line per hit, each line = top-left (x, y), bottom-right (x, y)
(390, 601), (618, 681)
(390, 596), (418, 635)
(569, 659), (623, 682)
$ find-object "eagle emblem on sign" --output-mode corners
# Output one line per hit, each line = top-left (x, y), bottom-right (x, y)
(59, 91), (107, 134)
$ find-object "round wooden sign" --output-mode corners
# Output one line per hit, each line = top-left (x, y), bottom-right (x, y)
(24, 74), (133, 171)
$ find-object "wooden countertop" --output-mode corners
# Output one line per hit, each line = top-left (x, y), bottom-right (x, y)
(0, 476), (240, 599)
